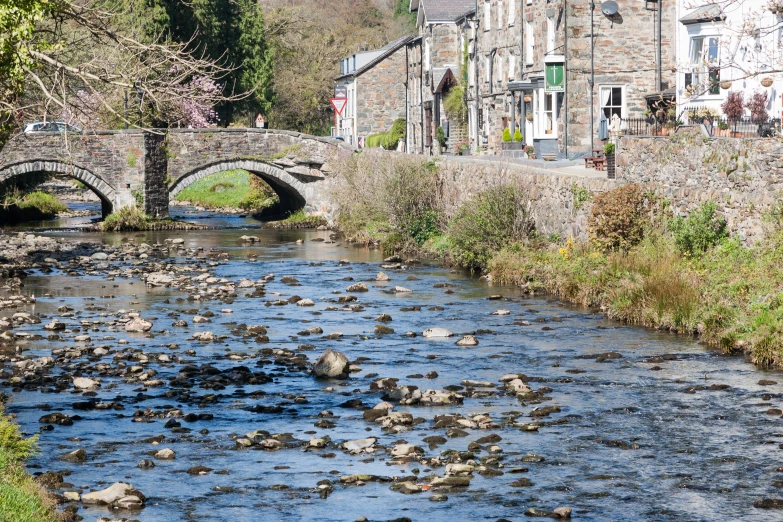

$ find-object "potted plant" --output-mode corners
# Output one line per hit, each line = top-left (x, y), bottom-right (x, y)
(525, 145), (536, 159)
(510, 128), (524, 150)
(501, 127), (512, 150)
(456, 140), (470, 155)
(721, 91), (744, 137)
(716, 120), (730, 137)
(436, 125), (447, 153)
(604, 142), (616, 179)
(526, 111), (534, 122)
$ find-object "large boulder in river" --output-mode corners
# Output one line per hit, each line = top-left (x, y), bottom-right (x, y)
(423, 328), (453, 338)
(81, 482), (146, 507)
(125, 318), (152, 332)
(314, 349), (350, 378)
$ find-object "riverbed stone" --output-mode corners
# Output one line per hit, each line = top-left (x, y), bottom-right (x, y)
(125, 318), (152, 332)
(314, 349), (350, 378)
(81, 482), (146, 507)
(154, 448), (176, 460)
(456, 335), (478, 346)
(423, 328), (453, 338)
(73, 377), (98, 390)
(60, 448), (87, 462)
(346, 282), (368, 292)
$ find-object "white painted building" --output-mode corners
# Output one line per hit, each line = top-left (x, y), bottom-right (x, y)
(676, 0), (783, 121)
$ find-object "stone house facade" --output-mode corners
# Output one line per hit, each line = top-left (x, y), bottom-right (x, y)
(335, 36), (414, 148)
(407, 0), (475, 154)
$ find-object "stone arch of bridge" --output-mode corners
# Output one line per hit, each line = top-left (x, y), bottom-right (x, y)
(168, 159), (308, 214)
(0, 159), (115, 217)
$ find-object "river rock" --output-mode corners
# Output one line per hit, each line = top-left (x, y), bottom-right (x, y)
(554, 507), (573, 518)
(60, 448), (87, 462)
(455, 335), (478, 346)
(297, 298), (315, 306)
(154, 448), (176, 460)
(394, 286), (412, 293)
(125, 318), (152, 332)
(376, 272), (390, 281)
(73, 377), (98, 390)
(193, 315), (210, 323)
(343, 437), (377, 452)
(44, 320), (66, 331)
(314, 349), (350, 378)
(423, 328), (453, 338)
(146, 273), (173, 287)
(82, 482), (146, 507)
(346, 282), (368, 292)
(193, 331), (217, 342)
(391, 444), (415, 457)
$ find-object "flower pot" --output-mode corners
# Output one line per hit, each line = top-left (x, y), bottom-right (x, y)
(459, 149), (470, 156)
(523, 95), (532, 103)
(527, 153), (536, 159)
(761, 77), (774, 87)
(730, 131), (742, 138)
(545, 130), (553, 134)
(526, 115), (534, 122)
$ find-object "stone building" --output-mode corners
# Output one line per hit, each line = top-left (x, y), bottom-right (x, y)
(474, 0), (676, 156)
(406, 0), (475, 154)
(335, 35), (415, 148)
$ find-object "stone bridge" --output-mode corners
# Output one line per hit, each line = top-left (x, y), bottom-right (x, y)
(0, 128), (351, 219)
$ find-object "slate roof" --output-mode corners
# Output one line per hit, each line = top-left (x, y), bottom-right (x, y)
(420, 0), (476, 22)
(679, 4), (725, 25)
(335, 35), (416, 80)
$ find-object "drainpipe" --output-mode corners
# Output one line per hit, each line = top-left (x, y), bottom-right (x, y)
(474, 20), (480, 150)
(420, 41), (424, 154)
(590, 0), (595, 153)
(405, 44), (410, 153)
(657, 0), (662, 92)
(564, 0), (568, 157)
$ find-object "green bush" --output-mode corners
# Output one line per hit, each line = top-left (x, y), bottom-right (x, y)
(444, 85), (467, 124)
(17, 192), (67, 216)
(670, 201), (728, 257)
(514, 129), (523, 142)
(604, 142), (615, 154)
(449, 184), (534, 270)
(366, 119), (406, 150)
(102, 207), (150, 231)
(588, 184), (648, 251)
(502, 127), (512, 142)
(407, 209), (439, 246)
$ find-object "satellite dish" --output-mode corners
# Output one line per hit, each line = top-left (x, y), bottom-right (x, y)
(601, 0), (619, 16)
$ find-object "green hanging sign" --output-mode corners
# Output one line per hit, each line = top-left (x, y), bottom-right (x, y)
(545, 63), (564, 92)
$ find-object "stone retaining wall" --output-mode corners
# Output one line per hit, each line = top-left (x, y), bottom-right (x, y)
(617, 127), (783, 243)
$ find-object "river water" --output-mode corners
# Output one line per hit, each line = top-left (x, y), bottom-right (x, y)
(3, 210), (783, 522)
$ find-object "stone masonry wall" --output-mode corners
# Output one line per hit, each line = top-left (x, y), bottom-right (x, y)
(617, 128), (783, 243)
(356, 46), (407, 138)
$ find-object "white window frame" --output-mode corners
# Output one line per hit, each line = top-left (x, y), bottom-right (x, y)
(599, 85), (627, 122)
(497, 0), (503, 27)
(484, 0), (491, 31)
(547, 14), (555, 53)
(533, 88), (559, 139)
(508, 53), (516, 80)
(525, 20), (534, 64)
(486, 55), (491, 83)
(509, 0), (516, 26)
(497, 54), (504, 85)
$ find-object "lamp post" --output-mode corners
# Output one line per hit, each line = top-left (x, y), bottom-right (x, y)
(134, 80), (144, 127)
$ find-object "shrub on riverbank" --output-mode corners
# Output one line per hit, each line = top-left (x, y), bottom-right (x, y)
(174, 170), (278, 212)
(331, 149), (441, 252)
(0, 409), (56, 521)
(0, 190), (67, 222)
(102, 207), (151, 231)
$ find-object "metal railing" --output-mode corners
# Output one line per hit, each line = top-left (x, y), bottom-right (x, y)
(618, 117), (781, 138)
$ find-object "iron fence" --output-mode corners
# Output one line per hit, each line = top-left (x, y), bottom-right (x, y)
(618, 117), (781, 138)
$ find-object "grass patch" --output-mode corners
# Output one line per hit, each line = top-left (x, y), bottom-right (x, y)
(267, 209), (327, 229)
(175, 170), (279, 211)
(102, 207), (151, 231)
(0, 408), (57, 522)
(0, 191), (68, 222)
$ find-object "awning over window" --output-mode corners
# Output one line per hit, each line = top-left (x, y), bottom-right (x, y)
(679, 5), (724, 25)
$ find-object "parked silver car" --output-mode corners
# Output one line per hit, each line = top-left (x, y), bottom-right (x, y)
(23, 121), (82, 133)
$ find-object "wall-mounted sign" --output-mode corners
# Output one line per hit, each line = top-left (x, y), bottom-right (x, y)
(334, 85), (347, 99)
(545, 63), (564, 92)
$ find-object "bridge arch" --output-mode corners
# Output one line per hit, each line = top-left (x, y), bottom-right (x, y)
(0, 160), (116, 217)
(168, 160), (309, 214)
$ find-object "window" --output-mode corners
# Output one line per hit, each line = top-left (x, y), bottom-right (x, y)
(525, 20), (534, 64)
(469, 54), (476, 86)
(484, 0), (491, 31)
(498, 0), (503, 27)
(600, 86), (625, 119)
(689, 36), (718, 88)
(509, 0), (516, 26)
(486, 55), (491, 83)
(509, 53), (516, 80)
(534, 89), (560, 137)
(546, 15), (555, 53)
(708, 68), (720, 95)
(497, 55), (504, 84)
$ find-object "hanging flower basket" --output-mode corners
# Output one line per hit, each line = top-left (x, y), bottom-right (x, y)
(719, 80), (732, 90)
(523, 95), (532, 103)
(761, 77), (774, 87)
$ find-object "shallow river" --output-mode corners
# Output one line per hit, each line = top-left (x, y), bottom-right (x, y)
(3, 222), (783, 522)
